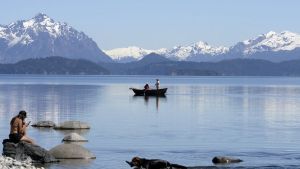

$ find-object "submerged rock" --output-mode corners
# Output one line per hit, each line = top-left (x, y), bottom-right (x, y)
(49, 144), (95, 159)
(62, 132), (88, 142)
(212, 156), (243, 164)
(32, 121), (56, 128)
(2, 139), (58, 163)
(54, 121), (90, 130)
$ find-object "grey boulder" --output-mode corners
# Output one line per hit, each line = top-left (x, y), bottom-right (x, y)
(2, 139), (58, 163)
(62, 133), (88, 142)
(49, 144), (95, 159)
(32, 121), (56, 128)
(54, 121), (90, 130)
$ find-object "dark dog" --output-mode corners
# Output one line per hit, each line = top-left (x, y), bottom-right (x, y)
(212, 156), (243, 164)
(126, 156), (187, 169)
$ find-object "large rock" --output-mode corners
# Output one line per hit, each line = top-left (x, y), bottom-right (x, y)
(54, 121), (90, 130)
(212, 156), (243, 164)
(49, 144), (95, 159)
(2, 139), (58, 163)
(31, 121), (56, 128)
(62, 133), (88, 142)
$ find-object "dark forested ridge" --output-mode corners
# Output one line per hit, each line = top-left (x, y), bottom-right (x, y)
(0, 56), (110, 75)
(101, 53), (300, 76)
(1, 55), (300, 76)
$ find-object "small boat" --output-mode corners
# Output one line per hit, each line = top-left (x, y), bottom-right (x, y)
(130, 88), (167, 96)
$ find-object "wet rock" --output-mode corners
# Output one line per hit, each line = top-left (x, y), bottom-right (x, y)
(31, 121), (56, 128)
(49, 144), (95, 159)
(2, 139), (58, 163)
(54, 121), (90, 130)
(62, 133), (88, 142)
(212, 156), (243, 164)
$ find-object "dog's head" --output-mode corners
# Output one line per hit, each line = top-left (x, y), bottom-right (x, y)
(126, 156), (142, 168)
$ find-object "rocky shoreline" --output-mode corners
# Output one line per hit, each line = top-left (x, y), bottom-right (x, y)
(0, 155), (44, 169)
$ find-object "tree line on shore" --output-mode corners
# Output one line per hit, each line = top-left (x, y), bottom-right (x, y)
(1, 54), (300, 76)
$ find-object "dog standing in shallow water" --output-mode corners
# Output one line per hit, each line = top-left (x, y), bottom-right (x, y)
(126, 156), (187, 169)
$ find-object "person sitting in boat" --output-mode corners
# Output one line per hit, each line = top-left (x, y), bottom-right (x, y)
(155, 79), (160, 89)
(144, 83), (150, 90)
(9, 110), (34, 144)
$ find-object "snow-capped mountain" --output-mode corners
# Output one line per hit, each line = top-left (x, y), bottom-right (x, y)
(106, 31), (300, 62)
(227, 31), (300, 62)
(104, 46), (167, 63)
(0, 13), (112, 63)
(164, 41), (229, 61)
(231, 31), (300, 54)
(104, 42), (228, 62)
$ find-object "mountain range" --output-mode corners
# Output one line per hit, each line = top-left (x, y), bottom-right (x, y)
(1, 13), (300, 64)
(1, 13), (300, 76)
(100, 53), (300, 76)
(0, 13), (112, 63)
(2, 53), (300, 76)
(104, 31), (300, 63)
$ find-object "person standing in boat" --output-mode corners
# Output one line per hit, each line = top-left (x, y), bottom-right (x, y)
(9, 110), (34, 144)
(155, 79), (160, 90)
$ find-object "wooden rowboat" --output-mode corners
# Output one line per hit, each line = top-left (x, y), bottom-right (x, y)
(130, 88), (167, 96)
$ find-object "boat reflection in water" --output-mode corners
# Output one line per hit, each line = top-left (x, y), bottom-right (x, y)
(145, 94), (167, 110)
(133, 95), (167, 110)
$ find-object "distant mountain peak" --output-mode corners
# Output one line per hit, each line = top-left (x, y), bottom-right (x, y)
(237, 31), (300, 55)
(265, 31), (276, 38)
(165, 41), (228, 61)
(34, 13), (51, 22)
(194, 41), (209, 47)
(139, 52), (171, 64)
(0, 13), (112, 63)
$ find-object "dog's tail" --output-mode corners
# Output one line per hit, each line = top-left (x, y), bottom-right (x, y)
(170, 163), (188, 169)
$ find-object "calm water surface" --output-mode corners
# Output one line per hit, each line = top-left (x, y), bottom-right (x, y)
(1, 75), (300, 169)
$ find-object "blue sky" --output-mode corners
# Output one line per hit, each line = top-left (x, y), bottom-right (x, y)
(1, 0), (300, 49)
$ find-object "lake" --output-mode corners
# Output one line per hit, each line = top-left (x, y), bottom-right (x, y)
(1, 75), (300, 169)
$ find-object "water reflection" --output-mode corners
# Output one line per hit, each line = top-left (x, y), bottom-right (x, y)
(54, 129), (90, 136)
(145, 95), (167, 110)
(0, 84), (101, 124)
(133, 95), (167, 110)
(42, 159), (94, 169)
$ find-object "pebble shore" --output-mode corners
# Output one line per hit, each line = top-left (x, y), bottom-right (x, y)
(0, 156), (44, 169)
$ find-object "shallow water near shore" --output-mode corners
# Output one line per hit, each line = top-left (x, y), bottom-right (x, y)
(1, 75), (300, 169)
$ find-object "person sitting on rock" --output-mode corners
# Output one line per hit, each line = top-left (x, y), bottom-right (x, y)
(9, 110), (34, 144)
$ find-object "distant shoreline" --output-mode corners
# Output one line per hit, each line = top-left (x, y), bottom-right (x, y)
(1, 56), (300, 76)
